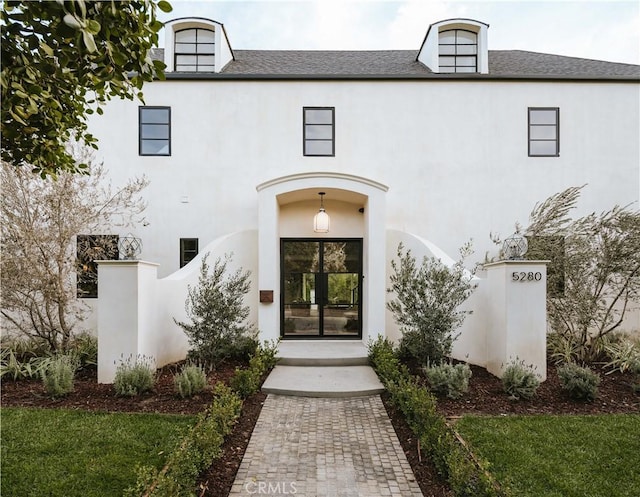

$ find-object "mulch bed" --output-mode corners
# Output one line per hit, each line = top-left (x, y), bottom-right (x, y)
(2, 361), (638, 497)
(436, 363), (639, 417)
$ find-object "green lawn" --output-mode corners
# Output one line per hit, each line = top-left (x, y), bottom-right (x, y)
(456, 414), (640, 497)
(1, 407), (196, 497)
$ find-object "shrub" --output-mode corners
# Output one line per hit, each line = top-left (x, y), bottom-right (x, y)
(229, 342), (279, 398)
(501, 359), (540, 400)
(1, 348), (47, 380)
(174, 364), (208, 398)
(387, 242), (476, 366)
(229, 367), (261, 398)
(604, 339), (640, 375)
(127, 383), (243, 497)
(256, 339), (280, 371)
(209, 382), (244, 435)
(41, 355), (78, 398)
(373, 363), (503, 496)
(0, 337), (55, 380)
(175, 254), (257, 369)
(68, 332), (98, 369)
(367, 336), (409, 385)
(424, 362), (472, 399)
(557, 362), (600, 401)
(114, 355), (156, 396)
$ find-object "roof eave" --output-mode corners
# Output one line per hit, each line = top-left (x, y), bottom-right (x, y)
(163, 72), (640, 82)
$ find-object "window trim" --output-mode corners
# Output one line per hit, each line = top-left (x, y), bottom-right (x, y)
(139, 106), (171, 156)
(303, 107), (335, 157)
(180, 238), (199, 268)
(438, 28), (478, 73)
(528, 107), (560, 157)
(174, 27), (216, 72)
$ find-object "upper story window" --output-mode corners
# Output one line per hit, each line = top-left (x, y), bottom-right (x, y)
(528, 108), (559, 157)
(303, 107), (335, 156)
(174, 28), (215, 72)
(139, 106), (171, 156)
(438, 29), (477, 73)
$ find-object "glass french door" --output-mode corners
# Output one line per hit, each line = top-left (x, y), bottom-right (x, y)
(281, 239), (362, 338)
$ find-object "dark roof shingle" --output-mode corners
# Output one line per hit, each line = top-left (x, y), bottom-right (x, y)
(152, 48), (639, 80)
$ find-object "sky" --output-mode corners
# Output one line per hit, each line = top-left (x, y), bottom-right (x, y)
(157, 0), (640, 65)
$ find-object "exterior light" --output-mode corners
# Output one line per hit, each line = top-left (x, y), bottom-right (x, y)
(118, 233), (142, 260)
(313, 192), (330, 233)
(503, 233), (528, 260)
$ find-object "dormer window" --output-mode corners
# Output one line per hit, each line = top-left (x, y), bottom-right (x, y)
(417, 19), (489, 74)
(175, 28), (215, 72)
(164, 18), (234, 73)
(438, 29), (477, 73)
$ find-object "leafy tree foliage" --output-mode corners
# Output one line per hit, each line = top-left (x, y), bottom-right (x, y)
(1, 150), (148, 352)
(515, 186), (640, 362)
(387, 243), (477, 365)
(1, 0), (172, 177)
(175, 254), (257, 369)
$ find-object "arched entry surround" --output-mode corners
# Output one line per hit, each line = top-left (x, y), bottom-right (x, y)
(256, 172), (388, 343)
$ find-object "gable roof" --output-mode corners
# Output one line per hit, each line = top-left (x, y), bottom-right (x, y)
(152, 48), (640, 81)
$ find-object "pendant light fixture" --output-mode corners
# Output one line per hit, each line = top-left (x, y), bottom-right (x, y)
(313, 192), (330, 233)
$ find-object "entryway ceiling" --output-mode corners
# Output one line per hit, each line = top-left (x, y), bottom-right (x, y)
(277, 188), (367, 206)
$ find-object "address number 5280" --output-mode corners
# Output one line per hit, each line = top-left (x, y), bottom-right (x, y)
(512, 271), (542, 282)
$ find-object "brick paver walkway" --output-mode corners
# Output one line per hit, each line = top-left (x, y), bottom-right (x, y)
(228, 395), (423, 497)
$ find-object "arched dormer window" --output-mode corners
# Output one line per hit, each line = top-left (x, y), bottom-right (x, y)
(417, 19), (489, 74)
(164, 18), (234, 73)
(438, 29), (477, 73)
(174, 28), (215, 72)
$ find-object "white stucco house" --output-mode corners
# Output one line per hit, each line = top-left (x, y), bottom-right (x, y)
(85, 16), (640, 382)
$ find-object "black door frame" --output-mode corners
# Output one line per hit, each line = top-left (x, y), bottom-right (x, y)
(280, 238), (363, 339)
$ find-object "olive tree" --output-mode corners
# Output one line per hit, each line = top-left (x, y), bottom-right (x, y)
(508, 186), (640, 362)
(1, 150), (148, 352)
(1, 0), (172, 177)
(175, 254), (257, 369)
(387, 242), (477, 365)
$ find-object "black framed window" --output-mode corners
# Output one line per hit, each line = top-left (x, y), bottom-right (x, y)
(77, 235), (119, 298)
(529, 108), (559, 157)
(175, 28), (215, 72)
(180, 238), (199, 268)
(439, 29), (477, 73)
(139, 106), (171, 156)
(303, 107), (335, 156)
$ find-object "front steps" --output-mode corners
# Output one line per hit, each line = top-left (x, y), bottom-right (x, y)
(262, 340), (384, 398)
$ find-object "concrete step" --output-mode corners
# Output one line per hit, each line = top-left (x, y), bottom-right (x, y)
(262, 365), (384, 398)
(276, 340), (369, 366)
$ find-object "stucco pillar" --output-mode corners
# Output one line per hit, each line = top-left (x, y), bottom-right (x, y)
(485, 260), (548, 381)
(257, 190), (281, 342)
(363, 193), (386, 343)
(96, 260), (159, 383)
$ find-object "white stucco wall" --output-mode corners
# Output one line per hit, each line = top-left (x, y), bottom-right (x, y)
(96, 231), (258, 382)
(88, 79), (639, 281)
(87, 76), (639, 369)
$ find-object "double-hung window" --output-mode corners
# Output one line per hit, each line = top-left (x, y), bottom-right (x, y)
(139, 106), (171, 156)
(303, 107), (335, 156)
(528, 108), (559, 157)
